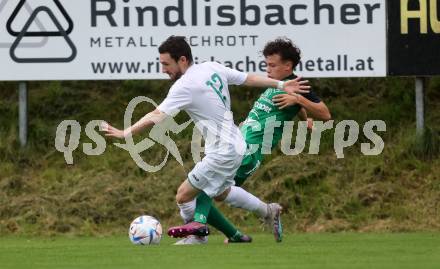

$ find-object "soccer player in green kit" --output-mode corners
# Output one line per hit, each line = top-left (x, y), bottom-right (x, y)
(168, 38), (331, 244)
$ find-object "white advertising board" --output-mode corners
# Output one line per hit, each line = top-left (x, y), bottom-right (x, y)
(0, 0), (386, 80)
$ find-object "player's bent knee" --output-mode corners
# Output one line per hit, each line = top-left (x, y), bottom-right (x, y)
(214, 187), (231, 202)
(176, 180), (197, 204)
(175, 184), (185, 204)
(175, 188), (188, 204)
(214, 196), (224, 202)
(176, 192), (188, 204)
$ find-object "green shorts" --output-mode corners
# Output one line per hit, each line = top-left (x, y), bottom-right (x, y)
(234, 151), (262, 187)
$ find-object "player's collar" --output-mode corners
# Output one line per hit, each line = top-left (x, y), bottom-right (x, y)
(282, 73), (297, 81)
(185, 63), (195, 72)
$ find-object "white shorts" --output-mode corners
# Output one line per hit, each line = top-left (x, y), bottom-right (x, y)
(188, 153), (243, 198)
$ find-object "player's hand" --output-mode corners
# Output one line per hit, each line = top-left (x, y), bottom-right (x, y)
(283, 76), (310, 94)
(100, 121), (125, 139)
(273, 94), (299, 109)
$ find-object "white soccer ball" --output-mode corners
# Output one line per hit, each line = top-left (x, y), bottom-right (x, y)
(128, 215), (162, 245)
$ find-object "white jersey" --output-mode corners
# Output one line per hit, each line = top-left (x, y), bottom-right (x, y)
(158, 62), (247, 156)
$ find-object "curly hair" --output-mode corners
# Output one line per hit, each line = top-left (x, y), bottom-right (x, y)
(262, 37), (301, 68)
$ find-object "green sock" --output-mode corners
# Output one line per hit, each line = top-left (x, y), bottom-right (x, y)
(193, 192), (212, 224)
(207, 205), (242, 239)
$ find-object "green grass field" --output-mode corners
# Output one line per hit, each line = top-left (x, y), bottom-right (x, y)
(1, 233), (439, 269)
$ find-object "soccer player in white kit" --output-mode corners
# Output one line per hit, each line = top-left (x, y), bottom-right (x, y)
(102, 36), (310, 243)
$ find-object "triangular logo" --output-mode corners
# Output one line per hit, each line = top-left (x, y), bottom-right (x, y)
(10, 6), (76, 63)
(0, 0), (47, 48)
(7, 0), (73, 37)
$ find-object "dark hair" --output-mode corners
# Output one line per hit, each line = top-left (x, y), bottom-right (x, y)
(262, 38), (301, 68)
(158, 36), (193, 64)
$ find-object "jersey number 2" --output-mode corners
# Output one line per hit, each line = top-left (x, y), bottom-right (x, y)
(206, 73), (226, 106)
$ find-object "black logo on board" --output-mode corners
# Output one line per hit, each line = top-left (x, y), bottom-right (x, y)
(6, 0), (76, 63)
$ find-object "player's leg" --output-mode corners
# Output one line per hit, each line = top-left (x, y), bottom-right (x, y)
(219, 154), (283, 242)
(175, 179), (199, 223)
(173, 191), (251, 245)
(188, 155), (255, 227)
(168, 179), (209, 238)
(187, 152), (282, 242)
(169, 186), (239, 240)
(216, 186), (268, 221)
(188, 156), (256, 242)
(219, 154), (268, 218)
(169, 153), (243, 240)
(219, 185), (283, 242)
(207, 204), (252, 243)
(193, 191), (212, 224)
(169, 154), (238, 239)
(191, 190), (252, 243)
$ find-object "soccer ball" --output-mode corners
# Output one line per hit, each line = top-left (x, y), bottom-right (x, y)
(128, 215), (162, 245)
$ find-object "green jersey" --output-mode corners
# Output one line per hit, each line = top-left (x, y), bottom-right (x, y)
(234, 75), (321, 184)
(241, 74), (322, 153)
(241, 87), (301, 151)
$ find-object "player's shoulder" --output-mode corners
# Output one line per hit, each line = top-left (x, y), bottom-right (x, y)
(198, 61), (230, 72)
(186, 62), (222, 75)
(201, 61), (223, 68)
(169, 77), (191, 93)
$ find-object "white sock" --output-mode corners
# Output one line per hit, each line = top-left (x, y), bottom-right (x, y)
(224, 186), (268, 218)
(177, 200), (196, 223)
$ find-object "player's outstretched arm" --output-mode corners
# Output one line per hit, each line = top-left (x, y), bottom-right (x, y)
(244, 74), (310, 94)
(101, 109), (167, 139)
(273, 93), (331, 121)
